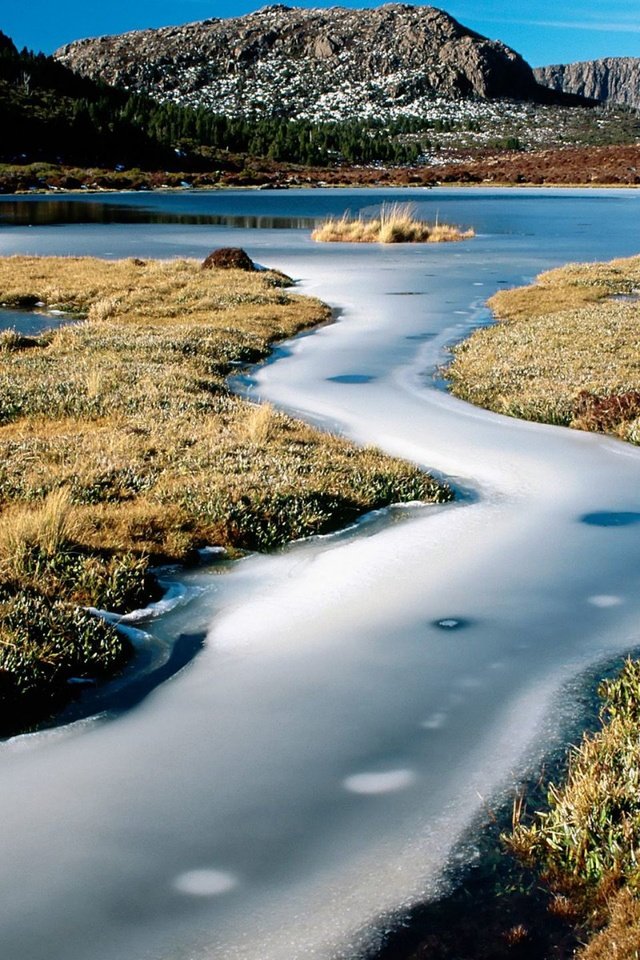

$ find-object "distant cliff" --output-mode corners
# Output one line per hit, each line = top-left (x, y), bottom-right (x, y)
(55, 3), (565, 121)
(535, 58), (640, 110)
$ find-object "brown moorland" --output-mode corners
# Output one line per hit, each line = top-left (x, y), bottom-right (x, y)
(2, 145), (640, 195)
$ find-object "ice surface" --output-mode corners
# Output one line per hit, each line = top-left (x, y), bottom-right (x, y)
(0, 188), (640, 960)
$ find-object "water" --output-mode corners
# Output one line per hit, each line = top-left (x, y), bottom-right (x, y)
(0, 187), (640, 960)
(0, 306), (75, 336)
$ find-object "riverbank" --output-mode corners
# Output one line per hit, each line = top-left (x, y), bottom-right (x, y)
(374, 652), (640, 960)
(436, 252), (640, 959)
(0, 254), (452, 737)
(507, 658), (640, 959)
(447, 252), (640, 445)
(2, 144), (640, 195)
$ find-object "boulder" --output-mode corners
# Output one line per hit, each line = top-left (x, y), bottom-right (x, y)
(201, 248), (255, 271)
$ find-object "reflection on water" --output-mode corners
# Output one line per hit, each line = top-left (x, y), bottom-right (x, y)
(0, 199), (316, 230)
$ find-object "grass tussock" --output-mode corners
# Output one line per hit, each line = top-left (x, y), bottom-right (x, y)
(448, 254), (640, 442)
(506, 658), (640, 958)
(311, 203), (474, 244)
(0, 255), (452, 735)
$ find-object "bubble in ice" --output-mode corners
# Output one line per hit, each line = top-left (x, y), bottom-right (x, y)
(343, 769), (416, 794)
(421, 712), (447, 730)
(327, 374), (376, 384)
(433, 618), (472, 631)
(173, 869), (238, 897)
(588, 594), (624, 607)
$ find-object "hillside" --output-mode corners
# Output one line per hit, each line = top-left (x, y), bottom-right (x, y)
(535, 58), (640, 110)
(0, 31), (183, 167)
(55, 3), (576, 122)
(0, 31), (425, 171)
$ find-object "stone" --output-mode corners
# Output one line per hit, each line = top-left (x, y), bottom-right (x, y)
(201, 247), (255, 271)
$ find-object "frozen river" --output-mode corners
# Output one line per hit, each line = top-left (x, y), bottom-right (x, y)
(0, 188), (639, 960)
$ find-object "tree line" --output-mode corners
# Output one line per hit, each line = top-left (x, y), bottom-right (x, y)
(0, 33), (430, 169)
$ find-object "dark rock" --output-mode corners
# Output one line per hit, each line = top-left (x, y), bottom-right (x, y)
(535, 58), (640, 110)
(201, 247), (256, 271)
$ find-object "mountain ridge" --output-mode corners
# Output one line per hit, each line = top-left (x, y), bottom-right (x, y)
(54, 4), (575, 122)
(534, 58), (640, 111)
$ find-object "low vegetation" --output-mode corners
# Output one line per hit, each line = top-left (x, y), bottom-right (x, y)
(448, 253), (640, 443)
(0, 255), (452, 735)
(312, 203), (474, 244)
(507, 659), (640, 959)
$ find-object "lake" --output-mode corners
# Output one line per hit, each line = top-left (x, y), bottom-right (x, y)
(0, 187), (639, 960)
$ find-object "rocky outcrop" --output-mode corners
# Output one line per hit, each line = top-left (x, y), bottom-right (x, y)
(534, 58), (640, 110)
(54, 4), (560, 121)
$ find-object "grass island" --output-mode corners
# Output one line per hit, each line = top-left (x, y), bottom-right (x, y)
(448, 253), (640, 444)
(311, 202), (475, 244)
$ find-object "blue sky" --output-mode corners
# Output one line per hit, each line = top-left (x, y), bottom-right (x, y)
(2, 0), (640, 67)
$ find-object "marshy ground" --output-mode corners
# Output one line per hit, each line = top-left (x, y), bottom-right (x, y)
(0, 255), (452, 736)
(447, 253), (640, 444)
(506, 660), (640, 960)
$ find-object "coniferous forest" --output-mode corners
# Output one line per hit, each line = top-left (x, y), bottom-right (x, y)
(0, 32), (423, 171)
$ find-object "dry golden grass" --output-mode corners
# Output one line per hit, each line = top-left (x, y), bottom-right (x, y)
(448, 254), (640, 440)
(0, 256), (451, 560)
(579, 889), (640, 960)
(0, 255), (452, 734)
(243, 402), (276, 444)
(0, 489), (77, 578)
(507, 658), (640, 959)
(311, 202), (474, 244)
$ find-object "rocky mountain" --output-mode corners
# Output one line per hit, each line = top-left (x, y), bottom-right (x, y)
(534, 58), (640, 110)
(55, 3), (568, 122)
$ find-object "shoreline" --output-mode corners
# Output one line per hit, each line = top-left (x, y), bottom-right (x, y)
(447, 252), (640, 445)
(0, 254), (452, 738)
(3, 180), (640, 196)
(427, 253), (640, 960)
(374, 653), (633, 960)
(3, 144), (640, 196)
